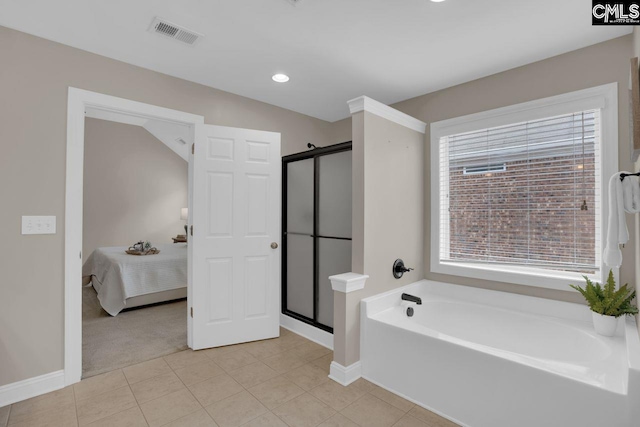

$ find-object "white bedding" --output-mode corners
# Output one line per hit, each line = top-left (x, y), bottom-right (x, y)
(82, 243), (187, 316)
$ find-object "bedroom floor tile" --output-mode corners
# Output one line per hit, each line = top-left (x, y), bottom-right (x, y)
(407, 406), (459, 427)
(241, 411), (287, 427)
(187, 374), (244, 407)
(84, 406), (147, 427)
(309, 379), (368, 411)
(8, 387), (75, 425)
(261, 351), (306, 374)
(201, 345), (242, 360)
(0, 406), (9, 427)
(291, 341), (332, 362)
(318, 413), (361, 427)
(349, 379), (377, 394)
(6, 330), (460, 427)
(76, 386), (137, 426)
(211, 350), (259, 372)
(241, 340), (287, 360)
(392, 415), (430, 427)
(204, 390), (267, 427)
(8, 403), (78, 427)
(162, 409), (218, 427)
(123, 358), (173, 385)
(227, 361), (279, 389)
(247, 375), (304, 409)
(283, 363), (331, 391)
(74, 369), (128, 402)
(309, 352), (334, 374)
(163, 350), (209, 371)
(271, 393), (336, 427)
(139, 389), (201, 427)
(271, 332), (307, 349)
(173, 360), (225, 387)
(130, 371), (186, 404)
(340, 394), (404, 427)
(369, 386), (414, 413)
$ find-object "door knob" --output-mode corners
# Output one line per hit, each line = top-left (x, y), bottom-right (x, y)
(271, 242), (278, 249)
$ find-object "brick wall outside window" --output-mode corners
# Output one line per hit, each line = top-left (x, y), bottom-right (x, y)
(447, 153), (596, 273)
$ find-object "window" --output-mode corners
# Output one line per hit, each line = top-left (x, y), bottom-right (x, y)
(430, 85), (617, 290)
(462, 163), (507, 175)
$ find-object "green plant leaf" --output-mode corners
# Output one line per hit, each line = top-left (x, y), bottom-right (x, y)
(570, 270), (639, 317)
(604, 270), (616, 299)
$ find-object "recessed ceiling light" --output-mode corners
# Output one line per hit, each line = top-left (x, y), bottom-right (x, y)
(430, 0), (446, 2)
(272, 73), (290, 83)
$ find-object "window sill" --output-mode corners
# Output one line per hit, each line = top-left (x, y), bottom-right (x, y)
(431, 261), (601, 292)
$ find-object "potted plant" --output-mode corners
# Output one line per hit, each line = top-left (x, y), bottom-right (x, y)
(570, 270), (638, 337)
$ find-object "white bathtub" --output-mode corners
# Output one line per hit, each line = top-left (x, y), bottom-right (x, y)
(360, 280), (640, 427)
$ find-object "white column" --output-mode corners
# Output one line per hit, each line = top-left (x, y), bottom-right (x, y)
(329, 272), (368, 386)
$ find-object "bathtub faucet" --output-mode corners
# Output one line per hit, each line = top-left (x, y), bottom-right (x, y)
(401, 293), (422, 305)
(393, 259), (414, 279)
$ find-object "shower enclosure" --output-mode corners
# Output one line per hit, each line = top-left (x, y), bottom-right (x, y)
(282, 142), (352, 332)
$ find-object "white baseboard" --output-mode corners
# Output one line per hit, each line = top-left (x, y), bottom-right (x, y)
(0, 370), (65, 407)
(329, 361), (361, 386)
(279, 314), (333, 350)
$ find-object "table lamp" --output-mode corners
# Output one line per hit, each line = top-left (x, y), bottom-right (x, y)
(180, 208), (188, 236)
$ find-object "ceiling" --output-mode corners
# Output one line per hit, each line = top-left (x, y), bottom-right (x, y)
(85, 107), (192, 160)
(0, 0), (631, 122)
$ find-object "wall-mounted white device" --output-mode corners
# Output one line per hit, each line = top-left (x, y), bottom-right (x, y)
(22, 216), (56, 235)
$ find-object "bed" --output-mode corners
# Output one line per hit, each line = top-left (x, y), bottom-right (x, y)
(82, 243), (187, 316)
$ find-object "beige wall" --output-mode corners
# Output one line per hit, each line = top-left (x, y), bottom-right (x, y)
(83, 119), (188, 260)
(0, 25), (338, 387)
(335, 111), (424, 366)
(332, 35), (635, 306)
(1, 22), (636, 388)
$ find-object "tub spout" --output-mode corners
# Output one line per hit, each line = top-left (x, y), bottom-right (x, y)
(401, 293), (422, 305)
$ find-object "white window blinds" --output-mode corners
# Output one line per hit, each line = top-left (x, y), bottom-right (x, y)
(439, 110), (601, 275)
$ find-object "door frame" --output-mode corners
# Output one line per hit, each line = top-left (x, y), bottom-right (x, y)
(281, 141), (352, 333)
(64, 88), (204, 386)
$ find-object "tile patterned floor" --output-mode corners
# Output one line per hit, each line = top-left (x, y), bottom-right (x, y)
(0, 328), (459, 427)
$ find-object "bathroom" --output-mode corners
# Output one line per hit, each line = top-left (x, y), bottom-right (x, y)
(325, 36), (640, 427)
(3, 4), (640, 427)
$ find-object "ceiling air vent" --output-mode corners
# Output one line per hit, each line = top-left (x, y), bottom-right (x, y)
(149, 17), (202, 46)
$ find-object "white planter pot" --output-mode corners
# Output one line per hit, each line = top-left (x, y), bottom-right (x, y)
(591, 311), (619, 337)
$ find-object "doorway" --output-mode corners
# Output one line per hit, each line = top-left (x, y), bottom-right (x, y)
(282, 142), (352, 332)
(80, 114), (190, 378)
(65, 88), (204, 385)
(65, 88), (282, 386)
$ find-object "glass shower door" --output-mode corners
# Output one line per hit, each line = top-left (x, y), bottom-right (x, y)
(316, 150), (352, 328)
(285, 158), (315, 319)
(282, 143), (352, 332)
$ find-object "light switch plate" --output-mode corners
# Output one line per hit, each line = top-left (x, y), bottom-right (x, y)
(22, 216), (56, 235)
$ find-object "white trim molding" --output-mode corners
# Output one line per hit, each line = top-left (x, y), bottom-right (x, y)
(0, 370), (65, 408)
(329, 272), (368, 293)
(429, 83), (619, 291)
(280, 314), (333, 350)
(347, 96), (426, 134)
(329, 361), (362, 386)
(65, 88), (204, 386)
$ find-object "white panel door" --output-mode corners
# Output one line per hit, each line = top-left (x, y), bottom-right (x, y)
(190, 124), (281, 349)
